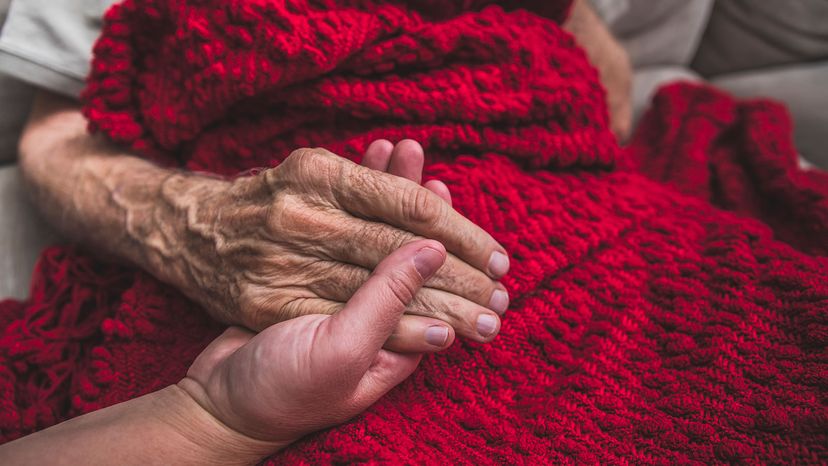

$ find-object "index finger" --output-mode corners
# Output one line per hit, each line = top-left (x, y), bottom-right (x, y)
(333, 157), (509, 279)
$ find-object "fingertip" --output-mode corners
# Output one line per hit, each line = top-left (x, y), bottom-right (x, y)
(413, 242), (446, 280)
(424, 325), (455, 349)
(487, 250), (510, 278)
(370, 138), (395, 152)
(389, 139), (425, 183)
(362, 139), (394, 170)
(476, 313), (501, 342)
(396, 138), (424, 153)
(423, 179), (452, 206)
(384, 317), (456, 354)
(489, 287), (509, 315)
(410, 238), (446, 276)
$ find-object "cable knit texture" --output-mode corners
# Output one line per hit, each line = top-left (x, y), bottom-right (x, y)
(2, 0), (828, 463)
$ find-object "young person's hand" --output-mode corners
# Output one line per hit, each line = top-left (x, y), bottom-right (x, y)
(180, 239), (448, 452)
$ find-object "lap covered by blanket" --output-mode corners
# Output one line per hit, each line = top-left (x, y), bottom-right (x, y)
(2, 0), (827, 463)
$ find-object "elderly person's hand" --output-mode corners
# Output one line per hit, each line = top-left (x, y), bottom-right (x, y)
(161, 139), (508, 351)
(19, 93), (509, 354)
(0, 240), (450, 465)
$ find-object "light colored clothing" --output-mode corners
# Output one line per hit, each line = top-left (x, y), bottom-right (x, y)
(0, 0), (116, 298)
(0, 0), (114, 98)
(0, 0), (116, 164)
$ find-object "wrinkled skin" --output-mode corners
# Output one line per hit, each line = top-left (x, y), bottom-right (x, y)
(20, 95), (509, 354)
(161, 140), (509, 351)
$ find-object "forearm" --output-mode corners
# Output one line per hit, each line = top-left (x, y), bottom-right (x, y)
(18, 92), (232, 306)
(21, 92), (165, 259)
(19, 92), (510, 342)
(0, 385), (274, 465)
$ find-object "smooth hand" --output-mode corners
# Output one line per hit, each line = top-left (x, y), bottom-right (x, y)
(180, 240), (448, 452)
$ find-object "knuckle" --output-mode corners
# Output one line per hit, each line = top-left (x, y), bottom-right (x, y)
(282, 147), (342, 186)
(403, 185), (442, 226)
(357, 222), (413, 254)
(267, 194), (335, 241)
(260, 166), (282, 192)
(451, 224), (488, 261)
(278, 296), (313, 320)
(265, 191), (296, 231)
(239, 283), (337, 329)
(310, 262), (364, 300)
(280, 202), (318, 233)
(433, 293), (467, 322)
(407, 290), (440, 318)
(345, 164), (383, 198)
(284, 147), (318, 167)
(434, 257), (494, 304)
(383, 269), (419, 308)
(280, 295), (339, 320)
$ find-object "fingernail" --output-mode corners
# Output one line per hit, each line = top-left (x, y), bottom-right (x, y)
(489, 289), (509, 315)
(414, 247), (443, 279)
(488, 252), (510, 277)
(477, 314), (499, 338)
(425, 326), (449, 347)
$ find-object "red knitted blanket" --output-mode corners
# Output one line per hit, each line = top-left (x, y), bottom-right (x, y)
(2, 0), (828, 463)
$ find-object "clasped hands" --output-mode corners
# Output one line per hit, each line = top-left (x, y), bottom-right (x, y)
(174, 139), (510, 457)
(164, 139), (509, 351)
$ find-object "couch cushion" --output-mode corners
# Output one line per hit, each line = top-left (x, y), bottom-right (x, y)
(595, 0), (713, 68)
(693, 0), (828, 77)
(711, 62), (828, 168)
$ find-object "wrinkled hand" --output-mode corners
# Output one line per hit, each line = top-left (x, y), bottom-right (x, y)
(160, 140), (509, 352)
(180, 240), (447, 451)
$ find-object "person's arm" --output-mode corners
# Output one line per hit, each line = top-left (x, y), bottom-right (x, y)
(18, 92), (190, 276)
(563, 0), (633, 141)
(0, 240), (446, 465)
(0, 386), (273, 466)
(18, 91), (509, 350)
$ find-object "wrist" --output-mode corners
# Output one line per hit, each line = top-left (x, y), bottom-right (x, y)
(155, 384), (285, 465)
(131, 171), (234, 308)
(0, 384), (282, 465)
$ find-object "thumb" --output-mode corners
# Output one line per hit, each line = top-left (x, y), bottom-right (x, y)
(323, 239), (446, 369)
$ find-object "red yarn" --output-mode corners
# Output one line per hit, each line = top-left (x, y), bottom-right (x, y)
(2, 0), (828, 463)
